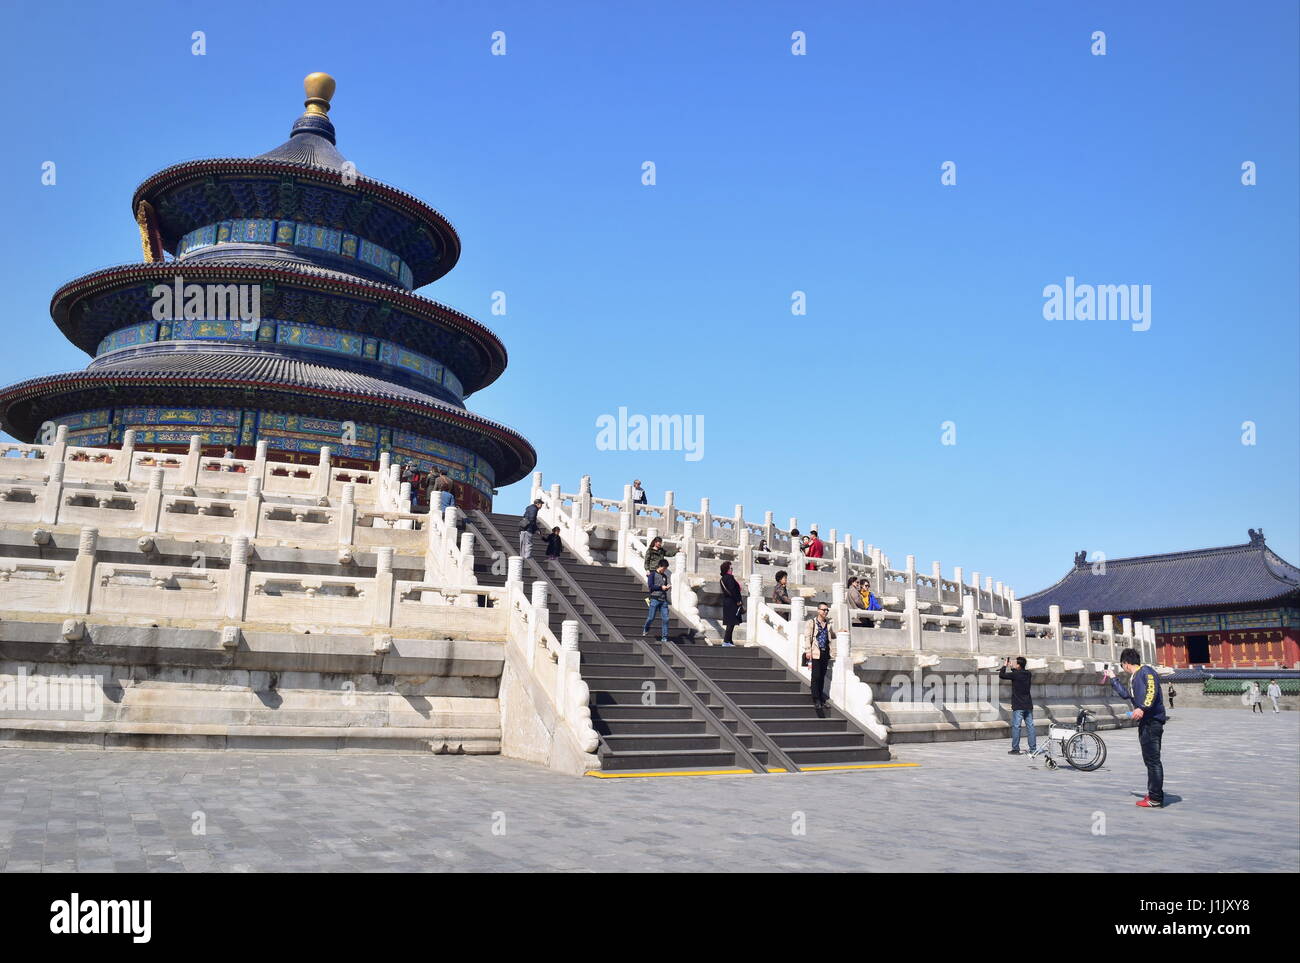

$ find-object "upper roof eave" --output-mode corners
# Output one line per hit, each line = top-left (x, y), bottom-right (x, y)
(130, 156), (462, 287)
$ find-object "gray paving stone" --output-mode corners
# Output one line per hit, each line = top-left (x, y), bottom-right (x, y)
(0, 708), (1294, 871)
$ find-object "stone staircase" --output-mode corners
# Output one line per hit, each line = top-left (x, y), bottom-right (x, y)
(471, 510), (890, 771)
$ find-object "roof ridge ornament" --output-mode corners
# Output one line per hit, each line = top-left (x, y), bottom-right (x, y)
(1073, 549), (1088, 568)
(1249, 528), (1266, 546)
(285, 72), (338, 146)
(303, 72), (335, 117)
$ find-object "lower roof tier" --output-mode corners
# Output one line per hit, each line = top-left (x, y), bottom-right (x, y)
(0, 350), (536, 488)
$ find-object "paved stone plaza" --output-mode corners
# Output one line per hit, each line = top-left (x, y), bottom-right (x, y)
(0, 708), (1294, 873)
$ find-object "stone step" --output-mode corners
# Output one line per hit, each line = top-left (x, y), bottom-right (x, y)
(0, 718), (499, 753)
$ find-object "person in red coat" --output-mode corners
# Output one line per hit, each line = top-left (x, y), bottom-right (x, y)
(805, 530), (825, 571)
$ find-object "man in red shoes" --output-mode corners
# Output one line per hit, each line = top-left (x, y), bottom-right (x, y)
(1104, 648), (1167, 809)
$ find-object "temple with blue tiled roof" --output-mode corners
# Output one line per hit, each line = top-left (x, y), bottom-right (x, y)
(1022, 529), (1300, 669)
(0, 73), (534, 511)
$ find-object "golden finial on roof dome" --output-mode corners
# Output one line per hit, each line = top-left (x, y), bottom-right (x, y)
(303, 73), (336, 116)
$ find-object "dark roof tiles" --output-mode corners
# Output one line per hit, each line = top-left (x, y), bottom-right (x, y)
(1021, 536), (1300, 618)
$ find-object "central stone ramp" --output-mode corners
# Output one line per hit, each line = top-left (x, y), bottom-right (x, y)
(474, 511), (889, 770)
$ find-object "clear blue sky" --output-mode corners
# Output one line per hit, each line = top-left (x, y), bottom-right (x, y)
(1, 0), (1296, 595)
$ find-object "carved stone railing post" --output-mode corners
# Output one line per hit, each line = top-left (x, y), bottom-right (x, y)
(116, 429), (136, 481)
(226, 535), (250, 620)
(374, 547), (395, 625)
(699, 497), (712, 543)
(832, 589), (852, 707)
(763, 511), (775, 552)
(556, 621), (580, 719)
(1049, 604), (1063, 657)
(67, 526), (97, 614)
(831, 581), (849, 647)
(527, 581), (548, 669)
(681, 521), (697, 573)
(337, 482), (356, 546)
(739, 538), (754, 579)
(662, 490), (675, 536)
(1012, 600), (1026, 655)
(443, 506), (462, 561)
(622, 484), (634, 518)
(577, 475), (592, 525)
(46, 424), (69, 465)
(457, 532), (477, 597)
(138, 467), (164, 534)
(1078, 609), (1091, 656)
(317, 445), (332, 496)
(745, 574), (763, 647)
(788, 597), (807, 671)
(616, 511), (632, 567)
(546, 483), (563, 526)
(963, 594), (979, 653)
(254, 439), (269, 490)
(1122, 617), (1133, 655)
(184, 434), (202, 485)
(1103, 614), (1116, 663)
(244, 475), (263, 537)
(733, 504), (744, 548)
(904, 588), (922, 651)
(40, 461), (65, 525)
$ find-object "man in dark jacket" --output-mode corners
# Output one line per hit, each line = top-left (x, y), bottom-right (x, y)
(519, 498), (543, 559)
(999, 656), (1036, 754)
(1105, 648), (1167, 808)
(642, 559), (671, 642)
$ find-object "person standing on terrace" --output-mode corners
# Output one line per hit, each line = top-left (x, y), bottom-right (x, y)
(631, 479), (648, 505)
(644, 535), (675, 572)
(804, 602), (836, 709)
(846, 577), (867, 609)
(805, 530), (824, 571)
(719, 561), (744, 647)
(771, 570), (791, 606)
(433, 468), (455, 513)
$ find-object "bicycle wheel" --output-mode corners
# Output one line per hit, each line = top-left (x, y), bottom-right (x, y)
(1064, 731), (1106, 771)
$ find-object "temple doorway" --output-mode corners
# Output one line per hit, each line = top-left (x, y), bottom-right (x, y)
(1185, 634), (1211, 665)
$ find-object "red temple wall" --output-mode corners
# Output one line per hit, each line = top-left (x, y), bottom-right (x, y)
(1157, 628), (1299, 669)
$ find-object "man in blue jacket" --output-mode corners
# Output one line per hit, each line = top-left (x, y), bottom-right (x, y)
(1104, 647), (1167, 808)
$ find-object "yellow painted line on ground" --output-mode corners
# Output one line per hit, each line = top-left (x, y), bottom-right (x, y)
(587, 762), (919, 778)
(796, 762), (920, 772)
(586, 768), (757, 779)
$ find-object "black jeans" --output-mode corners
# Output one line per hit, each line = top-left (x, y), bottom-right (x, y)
(810, 651), (830, 703)
(1138, 718), (1165, 803)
